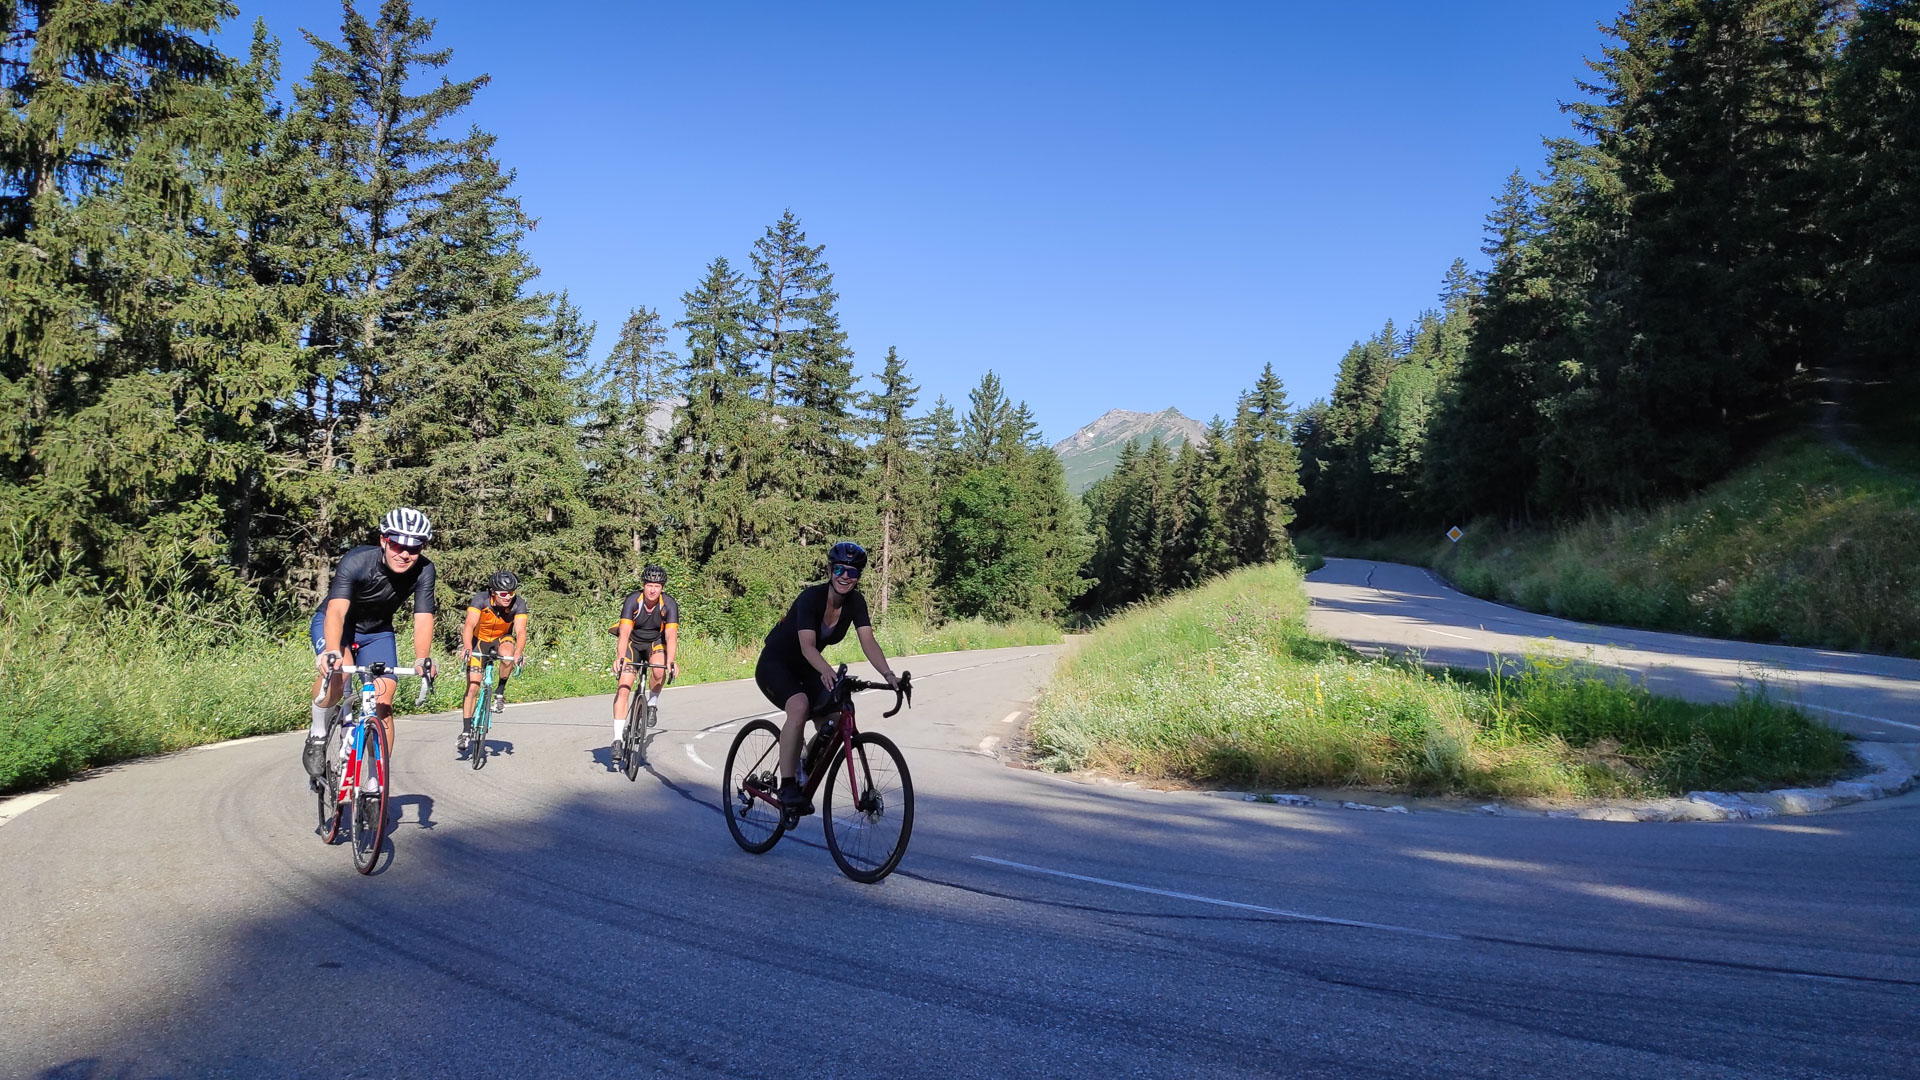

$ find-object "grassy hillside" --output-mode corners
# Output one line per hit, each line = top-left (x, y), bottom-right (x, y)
(1325, 433), (1920, 658)
(1027, 563), (1847, 799)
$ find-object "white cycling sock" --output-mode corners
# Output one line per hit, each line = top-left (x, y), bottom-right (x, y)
(309, 703), (331, 739)
(647, 688), (660, 708)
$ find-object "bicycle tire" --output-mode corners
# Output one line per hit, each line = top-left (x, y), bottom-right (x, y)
(351, 720), (389, 875)
(721, 719), (786, 854)
(623, 691), (645, 781)
(822, 731), (914, 883)
(471, 691), (490, 771)
(317, 721), (344, 844)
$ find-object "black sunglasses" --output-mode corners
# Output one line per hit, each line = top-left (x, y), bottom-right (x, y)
(830, 564), (861, 580)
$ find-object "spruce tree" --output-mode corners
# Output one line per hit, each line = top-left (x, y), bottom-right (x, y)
(856, 346), (931, 620)
(1831, 0), (1920, 377)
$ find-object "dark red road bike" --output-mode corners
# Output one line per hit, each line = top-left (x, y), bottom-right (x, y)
(722, 666), (914, 883)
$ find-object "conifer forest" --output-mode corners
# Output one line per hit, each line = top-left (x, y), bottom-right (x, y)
(5, 0), (1919, 632)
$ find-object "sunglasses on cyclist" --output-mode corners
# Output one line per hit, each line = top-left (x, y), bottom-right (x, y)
(830, 564), (861, 580)
(384, 537), (426, 555)
(492, 590), (516, 601)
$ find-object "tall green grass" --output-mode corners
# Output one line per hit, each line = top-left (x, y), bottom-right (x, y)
(1028, 563), (1850, 798)
(1319, 436), (1920, 658)
(0, 555), (1062, 795)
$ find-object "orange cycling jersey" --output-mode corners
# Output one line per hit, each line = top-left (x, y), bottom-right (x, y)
(467, 591), (528, 642)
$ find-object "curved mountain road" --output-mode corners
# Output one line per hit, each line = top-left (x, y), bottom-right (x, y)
(3, 644), (1916, 1078)
(1307, 558), (1920, 742)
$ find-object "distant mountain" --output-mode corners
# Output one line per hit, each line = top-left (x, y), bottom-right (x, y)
(1052, 408), (1210, 494)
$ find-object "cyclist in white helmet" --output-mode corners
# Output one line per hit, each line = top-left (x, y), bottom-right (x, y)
(303, 508), (440, 785)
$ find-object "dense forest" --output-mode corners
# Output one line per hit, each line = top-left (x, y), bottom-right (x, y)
(1295, 0), (1920, 535)
(0, 0), (1300, 637)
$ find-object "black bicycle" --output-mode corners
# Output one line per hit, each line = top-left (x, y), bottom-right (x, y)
(613, 661), (671, 780)
(722, 666), (914, 883)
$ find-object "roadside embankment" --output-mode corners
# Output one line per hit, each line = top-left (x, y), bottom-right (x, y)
(1317, 436), (1920, 658)
(1025, 562), (1852, 800)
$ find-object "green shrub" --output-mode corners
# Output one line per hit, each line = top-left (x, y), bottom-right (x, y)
(1028, 563), (1850, 798)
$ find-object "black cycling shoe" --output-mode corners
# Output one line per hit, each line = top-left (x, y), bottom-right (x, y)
(456, 720), (471, 751)
(778, 778), (815, 818)
(302, 736), (328, 781)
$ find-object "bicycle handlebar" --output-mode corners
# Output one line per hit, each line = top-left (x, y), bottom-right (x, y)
(832, 666), (913, 718)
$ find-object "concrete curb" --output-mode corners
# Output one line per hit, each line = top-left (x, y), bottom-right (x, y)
(1206, 743), (1918, 823)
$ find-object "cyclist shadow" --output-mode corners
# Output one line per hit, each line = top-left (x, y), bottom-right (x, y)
(460, 739), (515, 763)
(388, 793), (435, 831)
(588, 733), (656, 773)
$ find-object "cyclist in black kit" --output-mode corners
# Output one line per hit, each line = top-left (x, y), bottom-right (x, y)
(755, 541), (899, 816)
(610, 565), (679, 759)
(302, 508), (440, 783)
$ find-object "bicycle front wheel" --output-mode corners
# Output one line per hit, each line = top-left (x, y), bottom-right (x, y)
(722, 719), (786, 854)
(351, 721), (389, 875)
(822, 731), (914, 883)
(623, 693), (645, 781)
(471, 704), (490, 771)
(317, 723), (345, 844)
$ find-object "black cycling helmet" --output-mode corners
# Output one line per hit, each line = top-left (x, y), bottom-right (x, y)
(827, 541), (868, 572)
(488, 569), (519, 593)
(641, 564), (668, 585)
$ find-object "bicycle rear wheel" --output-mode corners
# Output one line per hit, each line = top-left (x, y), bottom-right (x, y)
(351, 721), (389, 875)
(822, 731), (913, 883)
(722, 719), (786, 854)
(623, 693), (644, 781)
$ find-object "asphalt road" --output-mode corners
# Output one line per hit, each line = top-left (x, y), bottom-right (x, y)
(1306, 558), (1920, 742)
(3, 643), (1916, 1079)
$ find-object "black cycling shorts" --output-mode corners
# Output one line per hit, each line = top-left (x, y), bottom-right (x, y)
(754, 650), (827, 712)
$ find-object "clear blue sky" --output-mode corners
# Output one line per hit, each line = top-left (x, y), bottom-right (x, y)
(224, 1), (1621, 444)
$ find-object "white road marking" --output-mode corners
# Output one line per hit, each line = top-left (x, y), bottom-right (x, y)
(1799, 703), (1920, 731)
(1001, 711), (1022, 724)
(193, 733), (281, 752)
(685, 743), (713, 771)
(1424, 628), (1470, 640)
(0, 792), (59, 826)
(974, 856), (1460, 939)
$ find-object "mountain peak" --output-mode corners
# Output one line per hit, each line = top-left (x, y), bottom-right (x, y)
(1052, 408), (1210, 492)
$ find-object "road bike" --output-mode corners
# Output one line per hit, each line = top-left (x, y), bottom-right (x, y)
(722, 665), (914, 883)
(315, 662), (431, 875)
(460, 643), (512, 770)
(612, 658), (672, 780)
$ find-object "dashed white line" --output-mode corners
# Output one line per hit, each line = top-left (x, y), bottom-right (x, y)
(1001, 711), (1022, 724)
(685, 743), (713, 771)
(971, 856), (1459, 940)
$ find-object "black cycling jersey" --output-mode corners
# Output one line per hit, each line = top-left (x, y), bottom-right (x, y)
(618, 590), (680, 644)
(321, 544), (437, 636)
(760, 583), (870, 673)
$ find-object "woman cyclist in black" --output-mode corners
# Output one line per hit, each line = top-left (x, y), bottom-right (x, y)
(755, 541), (900, 815)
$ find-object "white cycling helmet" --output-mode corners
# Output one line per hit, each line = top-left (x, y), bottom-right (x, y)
(379, 507), (433, 547)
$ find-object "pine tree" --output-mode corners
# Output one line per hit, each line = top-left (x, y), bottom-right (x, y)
(857, 346), (930, 620)
(960, 371), (1012, 465)
(0, 0), (246, 586)
(1226, 365), (1302, 561)
(1831, 0), (1920, 377)
(668, 257), (754, 566)
(586, 306), (677, 574)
